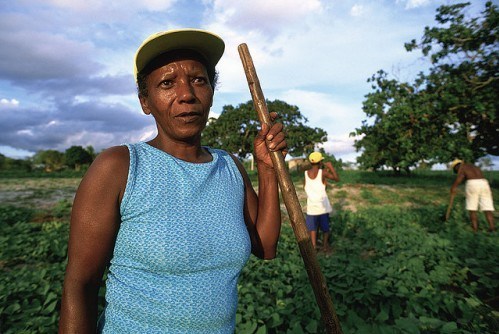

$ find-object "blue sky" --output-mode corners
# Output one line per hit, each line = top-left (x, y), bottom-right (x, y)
(0, 0), (491, 165)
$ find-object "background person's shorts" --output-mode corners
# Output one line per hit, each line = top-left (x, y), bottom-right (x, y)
(465, 179), (495, 211)
(306, 213), (330, 232)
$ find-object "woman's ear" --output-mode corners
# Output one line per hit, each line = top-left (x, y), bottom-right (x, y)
(139, 94), (151, 115)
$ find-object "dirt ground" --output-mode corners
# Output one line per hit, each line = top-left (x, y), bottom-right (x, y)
(0, 178), (81, 209)
(284, 182), (448, 214)
(0, 177), (458, 213)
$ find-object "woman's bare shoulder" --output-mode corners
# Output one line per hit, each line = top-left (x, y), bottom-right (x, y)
(91, 146), (129, 170)
(79, 145), (130, 192)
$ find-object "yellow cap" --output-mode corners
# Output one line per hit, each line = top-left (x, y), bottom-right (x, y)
(134, 28), (225, 82)
(450, 159), (463, 169)
(308, 152), (324, 164)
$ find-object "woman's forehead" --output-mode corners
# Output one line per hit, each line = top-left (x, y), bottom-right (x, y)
(142, 49), (210, 76)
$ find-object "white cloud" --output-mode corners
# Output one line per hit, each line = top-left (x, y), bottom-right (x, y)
(210, 0), (429, 104)
(0, 98), (20, 106)
(324, 135), (356, 153)
(0, 30), (100, 81)
(277, 89), (358, 130)
(397, 0), (432, 9)
(17, 129), (34, 136)
(210, 0), (322, 35)
(140, 0), (178, 11)
(212, 0), (322, 21)
(0, 145), (34, 158)
(275, 89), (364, 158)
(350, 4), (364, 17)
(2, 0), (474, 166)
(45, 0), (178, 13)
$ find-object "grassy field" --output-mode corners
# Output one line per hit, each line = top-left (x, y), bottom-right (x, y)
(1, 170), (498, 333)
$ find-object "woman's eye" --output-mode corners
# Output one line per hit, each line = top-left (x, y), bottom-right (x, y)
(160, 80), (173, 87)
(193, 77), (208, 84)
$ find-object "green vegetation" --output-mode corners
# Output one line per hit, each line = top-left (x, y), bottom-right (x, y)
(0, 206), (68, 333)
(0, 169), (86, 179)
(1, 171), (498, 333)
(340, 169), (497, 188)
(352, 2), (498, 171)
(0, 145), (95, 175)
(63, 146), (93, 171)
(239, 206), (499, 333)
(202, 99), (328, 159)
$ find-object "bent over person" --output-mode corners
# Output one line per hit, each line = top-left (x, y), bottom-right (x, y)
(59, 29), (287, 333)
(449, 159), (495, 232)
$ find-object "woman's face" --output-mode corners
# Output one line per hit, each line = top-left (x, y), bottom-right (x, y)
(139, 58), (214, 143)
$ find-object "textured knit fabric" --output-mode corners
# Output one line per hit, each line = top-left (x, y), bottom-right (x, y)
(304, 169), (332, 215)
(98, 142), (251, 333)
(465, 179), (495, 211)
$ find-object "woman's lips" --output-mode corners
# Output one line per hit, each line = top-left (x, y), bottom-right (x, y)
(175, 111), (203, 123)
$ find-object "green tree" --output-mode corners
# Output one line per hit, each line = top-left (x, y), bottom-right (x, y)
(353, 2), (498, 171)
(352, 70), (456, 172)
(85, 145), (97, 160)
(202, 99), (327, 158)
(405, 1), (498, 160)
(5, 157), (31, 172)
(64, 146), (93, 170)
(33, 150), (64, 172)
(0, 154), (28, 171)
(0, 153), (5, 170)
(352, 71), (421, 172)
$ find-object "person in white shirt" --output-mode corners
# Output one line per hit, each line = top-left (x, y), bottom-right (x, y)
(304, 152), (340, 253)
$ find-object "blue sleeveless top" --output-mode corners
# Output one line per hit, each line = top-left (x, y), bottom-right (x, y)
(98, 142), (251, 333)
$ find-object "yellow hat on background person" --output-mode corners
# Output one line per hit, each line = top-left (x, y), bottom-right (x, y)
(309, 152), (324, 164)
(450, 159), (463, 169)
(134, 28), (225, 83)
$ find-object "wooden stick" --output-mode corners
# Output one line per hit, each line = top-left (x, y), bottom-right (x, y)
(445, 193), (455, 221)
(238, 43), (343, 334)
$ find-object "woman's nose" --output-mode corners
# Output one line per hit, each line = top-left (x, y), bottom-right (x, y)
(176, 80), (196, 103)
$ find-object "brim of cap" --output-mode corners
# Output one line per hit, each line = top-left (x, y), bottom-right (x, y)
(309, 155), (324, 163)
(134, 29), (225, 82)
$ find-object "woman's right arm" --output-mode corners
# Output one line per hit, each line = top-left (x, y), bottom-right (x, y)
(59, 146), (129, 334)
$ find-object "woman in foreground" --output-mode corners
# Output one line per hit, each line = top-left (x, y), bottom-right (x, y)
(59, 28), (287, 333)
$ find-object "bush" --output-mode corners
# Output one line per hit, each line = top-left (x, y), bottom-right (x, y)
(0, 207), (69, 333)
(1, 171), (498, 333)
(236, 205), (498, 333)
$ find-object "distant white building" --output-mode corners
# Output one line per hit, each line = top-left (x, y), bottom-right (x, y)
(287, 157), (308, 172)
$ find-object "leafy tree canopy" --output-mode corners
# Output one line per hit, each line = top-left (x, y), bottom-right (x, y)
(202, 99), (328, 159)
(33, 149), (64, 172)
(353, 1), (498, 172)
(405, 1), (498, 159)
(64, 146), (93, 170)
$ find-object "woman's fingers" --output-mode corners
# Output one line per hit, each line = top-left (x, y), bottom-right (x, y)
(267, 132), (286, 151)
